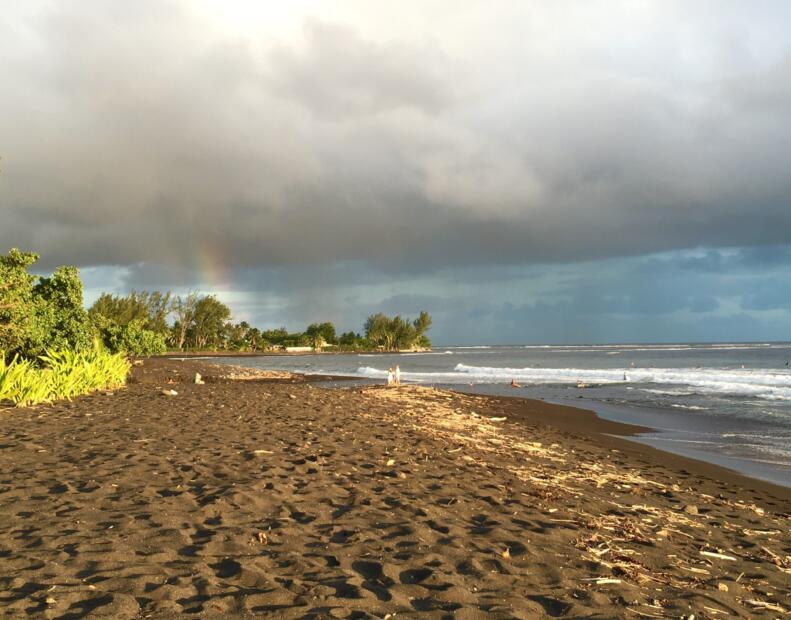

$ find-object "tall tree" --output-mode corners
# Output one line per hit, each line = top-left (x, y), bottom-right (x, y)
(89, 291), (172, 335)
(413, 311), (432, 337)
(364, 311), (432, 350)
(171, 292), (198, 350)
(0, 249), (39, 357)
(364, 313), (391, 348)
(143, 291), (172, 335)
(262, 327), (289, 346)
(33, 266), (93, 353)
(189, 295), (231, 350)
(305, 322), (336, 349)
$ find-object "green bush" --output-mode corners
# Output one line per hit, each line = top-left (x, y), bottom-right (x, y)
(0, 341), (130, 407)
(1, 249), (95, 359)
(96, 319), (166, 356)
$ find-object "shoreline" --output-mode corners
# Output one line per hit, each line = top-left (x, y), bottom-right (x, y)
(489, 393), (791, 503)
(168, 352), (791, 489)
(132, 355), (791, 502)
(281, 370), (791, 496)
(160, 350), (430, 359)
(1, 358), (789, 617)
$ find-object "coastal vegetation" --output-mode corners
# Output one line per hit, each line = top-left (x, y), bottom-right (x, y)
(1, 247), (433, 404)
(0, 342), (130, 406)
(2, 248), (433, 358)
(89, 291), (431, 353)
(0, 249), (93, 359)
(86, 279), (433, 353)
(0, 249), (131, 405)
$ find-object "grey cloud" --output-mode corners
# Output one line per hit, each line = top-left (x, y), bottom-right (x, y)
(677, 252), (726, 273)
(2, 1), (791, 279)
(377, 293), (451, 315)
(269, 19), (455, 117)
(740, 277), (791, 311)
(736, 245), (791, 268)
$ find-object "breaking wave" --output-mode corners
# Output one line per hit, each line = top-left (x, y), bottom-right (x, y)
(355, 363), (791, 400)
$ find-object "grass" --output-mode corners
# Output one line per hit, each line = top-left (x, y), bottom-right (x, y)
(0, 341), (130, 407)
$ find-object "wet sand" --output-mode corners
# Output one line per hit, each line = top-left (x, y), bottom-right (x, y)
(0, 358), (789, 618)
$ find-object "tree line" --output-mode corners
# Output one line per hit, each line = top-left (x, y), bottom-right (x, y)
(88, 291), (432, 354)
(1, 249), (432, 358)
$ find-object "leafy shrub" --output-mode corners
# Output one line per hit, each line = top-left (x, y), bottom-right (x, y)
(1, 249), (94, 359)
(0, 341), (129, 407)
(96, 319), (166, 356)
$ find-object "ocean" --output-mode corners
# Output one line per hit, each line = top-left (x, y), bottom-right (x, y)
(212, 342), (791, 487)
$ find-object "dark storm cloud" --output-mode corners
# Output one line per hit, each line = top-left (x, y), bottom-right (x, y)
(3, 1), (791, 276)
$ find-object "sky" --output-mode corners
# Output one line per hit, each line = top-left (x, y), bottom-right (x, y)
(2, 1), (791, 344)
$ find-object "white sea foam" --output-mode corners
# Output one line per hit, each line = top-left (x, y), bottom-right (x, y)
(641, 388), (697, 396)
(512, 342), (791, 353)
(355, 363), (791, 400)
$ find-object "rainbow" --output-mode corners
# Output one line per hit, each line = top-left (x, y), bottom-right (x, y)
(191, 239), (233, 293)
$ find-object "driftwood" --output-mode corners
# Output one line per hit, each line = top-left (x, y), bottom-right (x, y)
(700, 550), (738, 562)
(361, 385), (791, 617)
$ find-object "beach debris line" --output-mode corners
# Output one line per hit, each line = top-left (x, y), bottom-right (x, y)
(700, 550), (738, 562)
(745, 599), (788, 613)
(581, 577), (622, 585)
(360, 384), (791, 616)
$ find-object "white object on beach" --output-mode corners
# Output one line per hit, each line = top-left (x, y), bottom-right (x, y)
(394, 365), (401, 385)
(386, 369), (395, 386)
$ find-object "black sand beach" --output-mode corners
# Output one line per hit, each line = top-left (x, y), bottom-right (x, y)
(1, 358), (789, 618)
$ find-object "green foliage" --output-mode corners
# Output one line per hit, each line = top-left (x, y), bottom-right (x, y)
(413, 311), (432, 337)
(89, 291), (171, 355)
(33, 266), (93, 354)
(338, 331), (359, 346)
(364, 311), (432, 350)
(188, 295), (231, 350)
(89, 291), (172, 335)
(0, 341), (130, 407)
(305, 322), (337, 349)
(1, 249), (94, 359)
(2, 249), (435, 357)
(0, 249), (39, 356)
(170, 292), (198, 350)
(245, 327), (265, 350)
(336, 331), (372, 351)
(97, 319), (167, 356)
(262, 327), (289, 346)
